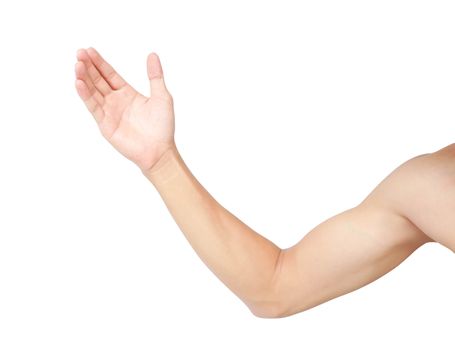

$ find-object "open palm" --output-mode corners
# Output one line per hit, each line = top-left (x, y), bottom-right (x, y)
(74, 47), (175, 171)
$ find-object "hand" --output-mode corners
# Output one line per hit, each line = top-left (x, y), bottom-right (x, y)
(74, 47), (176, 172)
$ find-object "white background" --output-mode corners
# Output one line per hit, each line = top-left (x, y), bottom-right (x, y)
(0, 0), (454, 349)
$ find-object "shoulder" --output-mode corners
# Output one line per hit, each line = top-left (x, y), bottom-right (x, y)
(400, 143), (455, 189)
(364, 143), (455, 208)
(359, 143), (455, 244)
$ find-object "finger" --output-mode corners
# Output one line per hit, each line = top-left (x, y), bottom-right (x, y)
(76, 49), (112, 96)
(75, 61), (104, 105)
(86, 47), (127, 90)
(147, 53), (169, 97)
(75, 79), (105, 123)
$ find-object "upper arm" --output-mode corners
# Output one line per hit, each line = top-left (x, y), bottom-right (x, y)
(361, 144), (455, 250)
(270, 154), (437, 318)
(373, 145), (455, 250)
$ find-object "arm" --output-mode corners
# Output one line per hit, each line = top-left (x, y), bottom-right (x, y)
(74, 48), (435, 318)
(144, 145), (283, 314)
(74, 47), (281, 316)
(146, 147), (435, 318)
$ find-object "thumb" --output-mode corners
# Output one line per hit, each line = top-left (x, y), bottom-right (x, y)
(147, 52), (168, 96)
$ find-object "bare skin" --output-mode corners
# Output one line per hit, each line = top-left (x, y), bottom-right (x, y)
(74, 47), (454, 318)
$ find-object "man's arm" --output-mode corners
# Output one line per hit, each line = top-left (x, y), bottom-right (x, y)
(144, 143), (435, 318)
(143, 145), (283, 316)
(74, 48), (436, 319)
(74, 47), (283, 316)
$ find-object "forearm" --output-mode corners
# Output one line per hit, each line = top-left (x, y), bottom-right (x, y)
(143, 143), (282, 314)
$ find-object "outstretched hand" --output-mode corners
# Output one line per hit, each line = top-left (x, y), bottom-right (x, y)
(74, 48), (176, 172)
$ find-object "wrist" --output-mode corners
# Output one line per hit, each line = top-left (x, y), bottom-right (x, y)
(141, 142), (181, 184)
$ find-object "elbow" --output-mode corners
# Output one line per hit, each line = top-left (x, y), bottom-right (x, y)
(248, 298), (310, 319)
(247, 249), (294, 319)
(247, 288), (294, 319)
(249, 302), (291, 319)
(247, 249), (318, 318)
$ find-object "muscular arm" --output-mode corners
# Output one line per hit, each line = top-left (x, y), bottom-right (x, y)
(145, 145), (434, 318)
(74, 48), (444, 319)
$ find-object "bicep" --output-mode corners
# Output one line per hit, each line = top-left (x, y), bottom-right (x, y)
(371, 147), (455, 250)
(272, 200), (429, 317)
